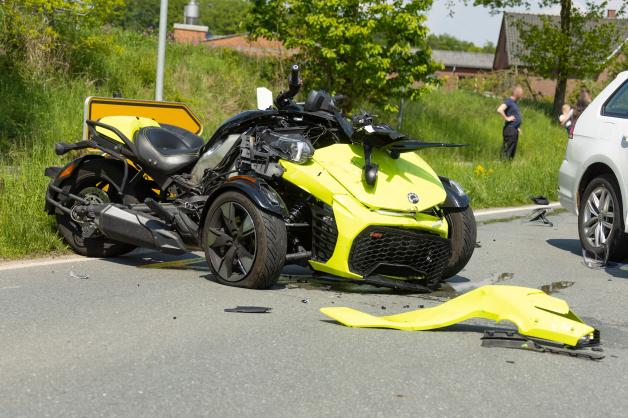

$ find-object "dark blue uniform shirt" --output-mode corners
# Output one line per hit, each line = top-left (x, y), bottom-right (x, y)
(503, 98), (522, 129)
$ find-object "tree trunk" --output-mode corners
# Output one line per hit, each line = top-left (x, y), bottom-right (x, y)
(553, 0), (572, 118)
(553, 75), (568, 118)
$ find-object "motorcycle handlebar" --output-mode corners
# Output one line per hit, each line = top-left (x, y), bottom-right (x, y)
(275, 64), (301, 109)
(290, 64), (300, 88)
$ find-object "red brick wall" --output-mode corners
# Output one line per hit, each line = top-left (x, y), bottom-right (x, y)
(203, 35), (296, 57)
(173, 28), (206, 45)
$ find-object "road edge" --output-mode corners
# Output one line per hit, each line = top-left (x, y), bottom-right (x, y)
(0, 203), (564, 271)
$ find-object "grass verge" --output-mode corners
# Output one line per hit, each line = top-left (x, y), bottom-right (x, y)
(1, 32), (567, 259)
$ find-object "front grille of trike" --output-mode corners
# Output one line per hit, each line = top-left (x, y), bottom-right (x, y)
(348, 226), (451, 281)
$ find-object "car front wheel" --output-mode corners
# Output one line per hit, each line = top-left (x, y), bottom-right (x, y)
(578, 174), (628, 260)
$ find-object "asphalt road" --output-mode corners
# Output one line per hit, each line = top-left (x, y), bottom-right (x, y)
(1, 211), (627, 417)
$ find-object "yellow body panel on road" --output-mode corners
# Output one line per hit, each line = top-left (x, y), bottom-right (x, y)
(321, 285), (596, 347)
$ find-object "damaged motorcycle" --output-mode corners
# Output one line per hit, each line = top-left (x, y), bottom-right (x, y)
(44, 64), (476, 291)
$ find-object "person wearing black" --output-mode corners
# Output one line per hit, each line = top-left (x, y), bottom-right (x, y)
(496, 85), (524, 160)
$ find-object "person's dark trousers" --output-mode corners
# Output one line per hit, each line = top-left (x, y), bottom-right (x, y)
(502, 126), (519, 160)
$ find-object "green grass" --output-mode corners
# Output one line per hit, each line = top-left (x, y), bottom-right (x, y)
(0, 31), (567, 259)
(0, 31), (284, 259)
(400, 90), (567, 208)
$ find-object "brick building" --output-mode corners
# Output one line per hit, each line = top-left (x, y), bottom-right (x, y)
(493, 10), (628, 97)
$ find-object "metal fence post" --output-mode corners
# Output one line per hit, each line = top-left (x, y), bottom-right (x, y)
(155, 0), (169, 101)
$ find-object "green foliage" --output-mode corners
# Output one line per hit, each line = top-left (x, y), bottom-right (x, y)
(248, 0), (440, 111)
(0, 0), (125, 77)
(399, 89), (567, 208)
(204, 0), (251, 35)
(515, 7), (620, 81)
(466, 0), (626, 116)
(0, 31), (285, 259)
(427, 33), (495, 53)
(113, 0), (250, 35)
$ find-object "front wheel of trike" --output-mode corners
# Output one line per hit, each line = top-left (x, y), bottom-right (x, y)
(443, 206), (477, 279)
(201, 191), (287, 289)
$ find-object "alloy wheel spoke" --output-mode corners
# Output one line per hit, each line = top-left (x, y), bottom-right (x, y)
(207, 227), (232, 247)
(591, 192), (601, 211)
(220, 202), (237, 233)
(587, 199), (599, 217)
(239, 214), (254, 238)
(218, 246), (237, 279)
(584, 217), (597, 227)
(602, 192), (612, 213)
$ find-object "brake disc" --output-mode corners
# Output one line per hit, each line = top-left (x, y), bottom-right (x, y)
(71, 186), (110, 238)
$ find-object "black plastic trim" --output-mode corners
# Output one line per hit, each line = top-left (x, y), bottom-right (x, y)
(199, 178), (288, 232)
(44, 155), (107, 214)
(439, 176), (470, 210)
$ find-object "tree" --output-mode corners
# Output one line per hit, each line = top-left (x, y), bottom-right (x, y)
(0, 0), (125, 76)
(248, 0), (440, 111)
(204, 0), (251, 35)
(113, 0), (250, 35)
(465, 0), (626, 117)
(113, 0), (189, 31)
(427, 33), (495, 53)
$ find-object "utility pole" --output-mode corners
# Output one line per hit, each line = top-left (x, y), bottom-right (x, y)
(155, 0), (169, 101)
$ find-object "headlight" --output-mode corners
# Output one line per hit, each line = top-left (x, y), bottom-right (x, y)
(263, 130), (314, 164)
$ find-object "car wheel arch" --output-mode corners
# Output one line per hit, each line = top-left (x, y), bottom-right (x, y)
(577, 162), (625, 221)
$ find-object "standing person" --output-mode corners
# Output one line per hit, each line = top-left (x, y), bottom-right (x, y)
(496, 85), (524, 160)
(573, 88), (592, 122)
(559, 103), (573, 135)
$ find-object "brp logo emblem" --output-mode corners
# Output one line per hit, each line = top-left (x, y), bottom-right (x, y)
(407, 192), (420, 204)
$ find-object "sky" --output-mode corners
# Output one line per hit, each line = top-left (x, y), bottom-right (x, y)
(426, 0), (624, 46)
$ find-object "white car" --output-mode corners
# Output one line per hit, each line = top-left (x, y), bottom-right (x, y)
(559, 71), (628, 259)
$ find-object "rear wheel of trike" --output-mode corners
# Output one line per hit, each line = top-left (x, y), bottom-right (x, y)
(56, 159), (136, 257)
(201, 191), (287, 289)
(443, 206), (477, 279)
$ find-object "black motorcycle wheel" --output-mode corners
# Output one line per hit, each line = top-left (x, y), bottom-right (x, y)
(443, 206), (477, 279)
(56, 160), (136, 258)
(202, 191), (287, 289)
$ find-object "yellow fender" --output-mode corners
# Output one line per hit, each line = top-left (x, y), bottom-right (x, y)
(320, 285), (597, 347)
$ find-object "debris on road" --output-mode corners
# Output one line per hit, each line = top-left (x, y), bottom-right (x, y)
(526, 208), (553, 227)
(530, 195), (550, 206)
(68, 271), (89, 280)
(301, 299), (309, 304)
(320, 285), (598, 347)
(540, 281), (574, 295)
(481, 330), (604, 361)
(496, 272), (514, 282)
(224, 306), (272, 313)
(582, 245), (610, 269)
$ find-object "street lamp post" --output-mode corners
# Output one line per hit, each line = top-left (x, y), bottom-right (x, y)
(155, 0), (168, 101)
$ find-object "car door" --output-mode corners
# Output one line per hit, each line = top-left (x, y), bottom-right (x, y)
(598, 79), (628, 229)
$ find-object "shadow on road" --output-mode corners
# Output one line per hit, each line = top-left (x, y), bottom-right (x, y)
(604, 263), (628, 280)
(546, 238), (581, 256)
(546, 239), (628, 280)
(105, 250), (210, 272)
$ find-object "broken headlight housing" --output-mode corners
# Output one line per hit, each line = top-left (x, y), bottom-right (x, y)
(262, 129), (314, 164)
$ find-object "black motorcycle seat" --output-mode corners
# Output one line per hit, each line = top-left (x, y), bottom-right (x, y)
(134, 126), (204, 175)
